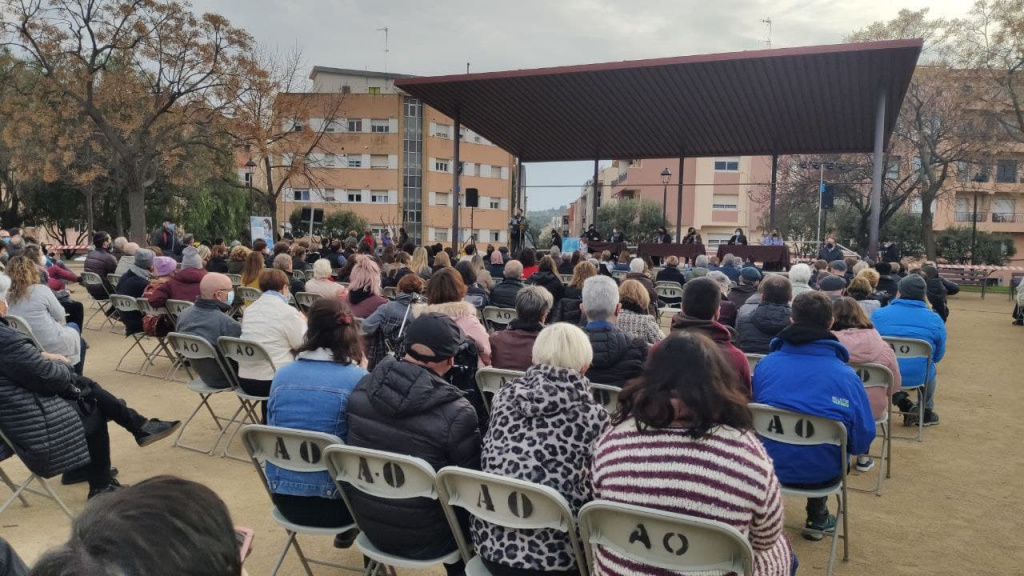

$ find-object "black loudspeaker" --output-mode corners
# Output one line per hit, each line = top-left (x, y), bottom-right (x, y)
(465, 188), (479, 208)
(300, 208), (325, 223)
(822, 185), (835, 209)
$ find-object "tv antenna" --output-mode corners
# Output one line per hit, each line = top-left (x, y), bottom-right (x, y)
(760, 17), (773, 49)
(377, 27), (389, 73)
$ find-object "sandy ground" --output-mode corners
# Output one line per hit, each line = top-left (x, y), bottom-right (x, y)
(1, 287), (1022, 576)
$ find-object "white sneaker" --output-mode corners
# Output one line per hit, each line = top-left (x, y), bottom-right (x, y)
(855, 456), (875, 473)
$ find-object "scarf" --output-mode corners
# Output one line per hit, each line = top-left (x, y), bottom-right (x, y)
(129, 265), (152, 280)
(775, 324), (838, 346)
(621, 299), (649, 316)
(348, 288), (374, 305)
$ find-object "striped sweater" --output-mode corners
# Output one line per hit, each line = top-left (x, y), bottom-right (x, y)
(592, 420), (793, 576)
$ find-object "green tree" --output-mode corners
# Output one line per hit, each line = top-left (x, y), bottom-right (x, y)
(289, 208), (367, 239)
(936, 227), (1017, 265)
(595, 199), (667, 244)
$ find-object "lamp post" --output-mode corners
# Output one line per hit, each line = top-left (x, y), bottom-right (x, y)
(660, 168), (671, 223)
(244, 158), (257, 214)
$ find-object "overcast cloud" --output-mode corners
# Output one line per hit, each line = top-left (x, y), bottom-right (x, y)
(191, 0), (968, 210)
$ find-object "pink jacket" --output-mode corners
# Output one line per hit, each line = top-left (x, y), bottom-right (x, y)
(416, 300), (492, 366)
(834, 328), (902, 419)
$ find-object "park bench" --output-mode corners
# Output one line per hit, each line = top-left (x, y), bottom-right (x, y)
(936, 266), (992, 299)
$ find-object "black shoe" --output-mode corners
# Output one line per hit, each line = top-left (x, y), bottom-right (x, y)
(333, 528), (360, 549)
(87, 478), (126, 499)
(923, 410), (940, 427)
(802, 515), (837, 541)
(134, 419), (182, 447)
(62, 466), (118, 486)
(893, 392), (915, 414)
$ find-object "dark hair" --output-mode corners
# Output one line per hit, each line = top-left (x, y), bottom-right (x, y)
(791, 291), (833, 329)
(397, 273), (423, 294)
(31, 476), (241, 576)
(258, 269), (289, 293)
(336, 255), (358, 282)
(831, 297), (873, 331)
(874, 262), (892, 275)
(299, 298), (363, 364)
(252, 238), (267, 253)
(519, 248), (537, 268)
(455, 260), (477, 286)
(759, 275), (792, 305)
(538, 255), (556, 274)
(920, 264), (938, 280)
(465, 244), (476, 256)
(681, 277), (721, 321)
(210, 244), (227, 259)
(570, 250), (582, 267)
(425, 267), (467, 304)
(614, 332), (752, 438)
(93, 231), (109, 247)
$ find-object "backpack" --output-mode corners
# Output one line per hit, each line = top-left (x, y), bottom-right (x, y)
(444, 338), (487, 430)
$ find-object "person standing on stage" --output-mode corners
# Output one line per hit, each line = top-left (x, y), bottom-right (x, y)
(727, 228), (748, 246)
(551, 229), (563, 251)
(509, 208), (526, 254)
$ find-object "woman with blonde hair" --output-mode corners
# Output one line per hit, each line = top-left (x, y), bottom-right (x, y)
(240, 250), (265, 288)
(226, 245), (250, 275)
(471, 253), (494, 291)
(6, 256), (85, 374)
(616, 279), (663, 346)
(846, 275), (882, 315)
(410, 246), (432, 279)
(431, 250), (452, 273)
(342, 255), (387, 318)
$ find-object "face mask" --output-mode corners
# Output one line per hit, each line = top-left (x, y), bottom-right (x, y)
(225, 291), (235, 306)
(1, 237), (8, 244)
(167, 224), (176, 232)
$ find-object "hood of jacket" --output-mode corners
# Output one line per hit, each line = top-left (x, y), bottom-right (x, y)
(832, 328), (887, 363)
(171, 266), (207, 284)
(769, 325), (850, 362)
(364, 357), (465, 418)
(419, 300), (479, 321)
(508, 364), (591, 418)
(670, 313), (733, 344)
(750, 302), (791, 335)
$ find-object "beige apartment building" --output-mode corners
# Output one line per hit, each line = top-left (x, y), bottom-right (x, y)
(272, 68), (516, 247)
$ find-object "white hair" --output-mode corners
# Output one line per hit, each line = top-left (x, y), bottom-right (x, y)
(503, 260), (523, 279)
(852, 260), (869, 275)
(695, 255), (709, 268)
(516, 285), (554, 323)
(789, 263), (812, 285)
(629, 258), (645, 273)
(549, 246), (561, 260)
(532, 323), (593, 372)
(0, 272), (10, 302)
(312, 258), (333, 279)
(582, 275), (620, 322)
(707, 271), (732, 294)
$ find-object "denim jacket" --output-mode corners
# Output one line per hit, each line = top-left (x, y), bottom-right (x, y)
(266, 349), (368, 498)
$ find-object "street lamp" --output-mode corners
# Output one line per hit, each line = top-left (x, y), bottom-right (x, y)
(245, 158), (257, 213)
(660, 168), (672, 223)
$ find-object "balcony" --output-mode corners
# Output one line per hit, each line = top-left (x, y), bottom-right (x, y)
(991, 212), (1023, 223)
(954, 211), (988, 223)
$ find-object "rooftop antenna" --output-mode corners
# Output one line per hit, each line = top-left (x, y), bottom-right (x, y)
(760, 17), (773, 49)
(466, 62), (470, 74)
(376, 27), (389, 73)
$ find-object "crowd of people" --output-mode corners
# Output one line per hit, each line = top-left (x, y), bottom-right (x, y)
(0, 221), (959, 575)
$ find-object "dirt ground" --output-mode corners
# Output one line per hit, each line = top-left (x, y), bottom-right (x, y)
(2, 287), (1022, 576)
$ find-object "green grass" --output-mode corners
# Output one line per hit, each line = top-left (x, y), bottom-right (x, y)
(958, 284), (1011, 294)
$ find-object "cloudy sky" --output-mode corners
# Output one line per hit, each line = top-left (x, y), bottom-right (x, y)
(193, 0), (968, 211)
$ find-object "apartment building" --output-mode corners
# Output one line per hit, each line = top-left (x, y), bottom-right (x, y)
(272, 67), (516, 247)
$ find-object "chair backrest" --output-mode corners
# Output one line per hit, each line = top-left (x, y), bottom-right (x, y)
(611, 270), (627, 280)
(590, 383), (620, 413)
(240, 425), (341, 494)
(106, 273), (121, 287)
(323, 444), (439, 502)
(135, 297), (161, 316)
(748, 403), (847, 455)
(657, 308), (676, 334)
(80, 271), (107, 294)
(108, 294), (139, 314)
(475, 368), (525, 413)
(577, 500), (754, 575)
(560, 274), (573, 284)
(294, 292), (322, 312)
(655, 282), (683, 301)
(217, 336), (277, 373)
(382, 286), (398, 300)
(482, 306), (517, 327)
(849, 362), (893, 394)
(236, 286), (262, 304)
(167, 332), (238, 387)
(745, 353), (765, 373)
(881, 336), (932, 360)
(5, 314), (41, 349)
(227, 273), (242, 287)
(304, 269), (315, 281)
(436, 466), (586, 570)
(165, 299), (193, 320)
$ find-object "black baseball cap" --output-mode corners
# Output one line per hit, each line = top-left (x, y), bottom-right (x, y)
(404, 313), (464, 362)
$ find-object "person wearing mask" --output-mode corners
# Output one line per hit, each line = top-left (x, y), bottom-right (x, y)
(345, 313), (481, 576)
(491, 260), (526, 309)
(668, 277), (751, 393)
(266, 298), (365, 546)
(594, 332), (794, 576)
(173, 273), (241, 390)
(682, 227), (702, 245)
(762, 228), (785, 246)
(362, 274), (423, 370)
(114, 249), (156, 335)
(818, 235), (844, 263)
(6, 256), (86, 375)
(753, 291), (875, 541)
(737, 275), (793, 355)
(608, 227), (626, 244)
(581, 276), (647, 387)
(654, 226), (672, 243)
(342, 255), (388, 319)
(583, 224), (602, 243)
(84, 231), (118, 301)
(475, 323), (610, 576)
(151, 220), (180, 255)
(146, 246), (207, 308)
(727, 227), (748, 245)
(489, 286), (553, 371)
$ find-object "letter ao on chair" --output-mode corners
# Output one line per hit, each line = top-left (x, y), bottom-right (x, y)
(481, 306), (517, 331)
(217, 336), (276, 460)
(849, 362), (893, 496)
(474, 368), (524, 415)
(881, 336), (932, 442)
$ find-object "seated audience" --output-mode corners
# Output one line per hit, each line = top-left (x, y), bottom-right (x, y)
(526, 255), (564, 303)
(551, 261), (595, 326)
(475, 323), (610, 576)
(728, 266), (761, 309)
(871, 274), (946, 427)
(239, 250), (265, 289)
(854, 268), (890, 307)
(846, 276), (882, 315)
(737, 275), (793, 355)
(37, 246), (83, 328)
(342, 256), (388, 318)
(418, 267), (491, 366)
(431, 250), (453, 273)
(266, 298), (365, 544)
(84, 231), (118, 301)
(719, 254), (742, 283)
(616, 279), (663, 346)
(489, 286), (553, 371)
(809, 259), (828, 289)
(174, 273), (241, 389)
(146, 246), (207, 308)
(487, 249), (506, 278)
(789, 263), (813, 297)
(581, 275), (647, 387)
(290, 244), (310, 272)
(594, 332), (794, 576)
(226, 245), (249, 275)
(818, 275), (847, 300)
(655, 255), (686, 305)
(707, 271), (738, 328)
(114, 249), (156, 335)
(205, 244), (229, 273)
(273, 252), (306, 296)
(669, 277), (751, 392)
(922, 264), (958, 323)
(684, 254), (710, 281)
(873, 262), (900, 299)
(612, 250), (631, 272)
(753, 291), (875, 540)
(456, 260), (490, 310)
(32, 476), (241, 575)
(6, 256), (85, 375)
(114, 241), (139, 275)
(362, 274), (423, 370)
(345, 313), (480, 575)
(411, 246), (433, 279)
(625, 258), (659, 316)
(490, 260), (525, 309)
(471, 253), (495, 291)
(304, 258), (347, 299)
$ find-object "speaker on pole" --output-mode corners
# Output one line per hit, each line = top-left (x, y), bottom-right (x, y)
(822, 184), (835, 210)
(465, 187), (479, 208)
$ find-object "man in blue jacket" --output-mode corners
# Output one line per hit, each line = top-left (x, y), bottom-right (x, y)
(753, 291), (875, 540)
(871, 274), (947, 426)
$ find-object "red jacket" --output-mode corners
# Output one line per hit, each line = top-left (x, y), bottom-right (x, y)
(147, 267), (207, 308)
(46, 262), (79, 292)
(488, 321), (544, 371)
(663, 313), (751, 394)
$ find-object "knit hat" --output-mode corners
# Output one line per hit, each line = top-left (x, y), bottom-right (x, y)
(740, 267), (762, 284)
(153, 256), (177, 277)
(123, 242), (140, 255)
(898, 274), (927, 301)
(819, 275), (847, 292)
(134, 248), (155, 270)
(181, 246), (203, 269)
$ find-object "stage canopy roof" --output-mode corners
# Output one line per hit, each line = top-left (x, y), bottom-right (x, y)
(395, 40), (923, 162)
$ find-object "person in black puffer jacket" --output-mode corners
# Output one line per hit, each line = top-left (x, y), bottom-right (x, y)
(581, 276), (647, 387)
(490, 260), (525, 309)
(84, 231), (118, 301)
(526, 255), (564, 304)
(344, 314), (480, 574)
(921, 265), (958, 322)
(737, 275), (793, 354)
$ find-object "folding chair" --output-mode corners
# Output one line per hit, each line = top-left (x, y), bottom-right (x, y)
(218, 337), (276, 460)
(240, 426), (361, 576)
(435, 466), (587, 576)
(560, 274), (573, 284)
(590, 383), (620, 413)
(106, 273), (122, 288)
(655, 282), (683, 307)
(611, 270), (627, 281)
(745, 353), (766, 373)
(166, 333), (249, 455)
(322, 444), (462, 576)
(474, 368), (524, 414)
(79, 271), (116, 331)
(227, 274), (242, 287)
(657, 307), (676, 337)
(749, 403), (849, 576)
(382, 286), (398, 300)
(481, 306), (517, 332)
(135, 298), (178, 379)
(5, 314), (42, 349)
(292, 270), (305, 282)
(0, 428), (75, 520)
(165, 299), (194, 324)
(237, 286), (263, 310)
(849, 363), (893, 496)
(303, 269), (315, 281)
(882, 336), (932, 442)
(578, 500), (753, 575)
(108, 294), (152, 374)
(294, 292), (322, 313)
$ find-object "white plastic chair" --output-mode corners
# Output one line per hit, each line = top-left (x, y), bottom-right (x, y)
(560, 274), (573, 284)
(745, 353), (766, 373)
(237, 286), (263, 307)
(382, 286), (398, 300)
(79, 271), (116, 330)
(881, 336), (933, 442)
(578, 500), (754, 575)
(135, 298), (178, 379)
(657, 307), (676, 336)
(849, 363), (893, 496)
(294, 292), (322, 313)
(227, 273), (242, 287)
(218, 337), (276, 460)
(303, 269), (315, 281)
(655, 282), (683, 306)
(611, 270), (627, 281)
(0, 427), (74, 520)
(474, 368), (524, 414)
(240, 426), (360, 576)
(323, 445), (463, 574)
(165, 299), (194, 323)
(749, 403), (849, 576)
(435, 466), (587, 576)
(106, 273), (122, 288)
(5, 314), (41, 349)
(590, 383), (620, 413)
(108, 294), (152, 374)
(481, 306), (517, 331)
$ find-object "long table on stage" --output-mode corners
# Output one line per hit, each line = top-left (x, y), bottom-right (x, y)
(637, 243), (706, 260)
(584, 241), (626, 255)
(716, 245), (792, 269)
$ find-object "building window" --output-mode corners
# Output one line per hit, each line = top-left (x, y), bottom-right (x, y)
(993, 196), (1016, 221)
(705, 233), (733, 246)
(371, 191), (389, 204)
(435, 229), (449, 242)
(712, 194), (739, 210)
(489, 198), (500, 210)
(435, 192), (450, 206)
(371, 119), (390, 133)
(347, 191), (362, 203)
(912, 156), (922, 172)
(347, 119), (362, 132)
(321, 189), (335, 202)
(886, 157), (900, 180)
(292, 189), (310, 202)
(435, 159), (450, 173)
(323, 119), (338, 133)
(958, 160), (969, 182)
(321, 154), (337, 167)
(713, 158), (740, 172)
(243, 172), (252, 187)
(490, 230), (501, 242)
(492, 165), (504, 178)
(341, 85), (351, 94)
(290, 121), (303, 132)
(434, 124), (451, 139)
(910, 198), (923, 214)
(368, 86), (381, 95)
(996, 159), (1018, 183)
(370, 154), (389, 169)
(346, 156), (362, 168)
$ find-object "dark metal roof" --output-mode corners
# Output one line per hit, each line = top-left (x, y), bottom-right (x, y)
(395, 40), (922, 162)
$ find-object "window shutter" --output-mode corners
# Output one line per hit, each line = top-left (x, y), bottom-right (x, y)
(362, 119), (371, 133)
(389, 119), (398, 133)
(500, 198), (509, 210)
(389, 190), (398, 204)
(501, 167), (509, 179)
(388, 155), (398, 170)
